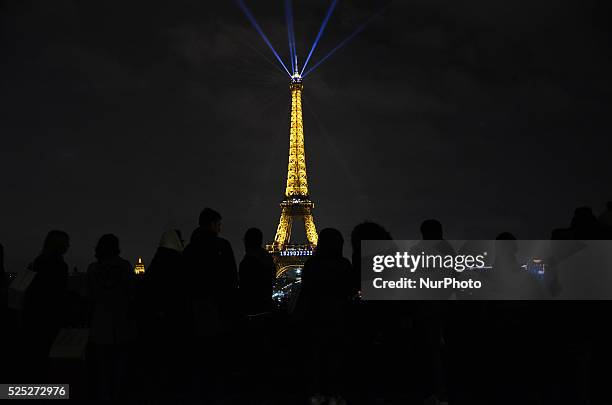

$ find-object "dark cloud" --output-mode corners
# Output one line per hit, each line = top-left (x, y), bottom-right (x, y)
(1, 0), (611, 271)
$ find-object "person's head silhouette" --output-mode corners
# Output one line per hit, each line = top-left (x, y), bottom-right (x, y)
(496, 232), (516, 240)
(350, 222), (391, 252)
(95, 234), (120, 261)
(199, 208), (222, 235)
(244, 228), (263, 250)
(159, 230), (184, 252)
(495, 232), (518, 259)
(571, 206), (597, 228)
(42, 230), (70, 257)
(316, 228), (344, 258)
(571, 206), (599, 238)
(420, 219), (443, 240)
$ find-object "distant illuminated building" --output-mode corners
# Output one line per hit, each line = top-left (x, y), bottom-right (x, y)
(134, 257), (145, 275)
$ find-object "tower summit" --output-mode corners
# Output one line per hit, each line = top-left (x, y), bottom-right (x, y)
(267, 74), (318, 276)
(285, 74), (308, 197)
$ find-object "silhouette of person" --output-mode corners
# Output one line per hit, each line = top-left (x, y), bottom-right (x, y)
(410, 219), (456, 298)
(410, 219), (453, 403)
(146, 229), (185, 318)
(0, 242), (7, 379)
(550, 227), (572, 240)
(144, 229), (187, 398)
(350, 221), (392, 296)
(182, 208), (238, 399)
(348, 221), (395, 400)
(183, 208), (238, 332)
(599, 201), (612, 225)
(0, 243), (5, 288)
(489, 232), (546, 299)
(598, 201), (612, 238)
(86, 234), (136, 400)
(571, 206), (603, 239)
(549, 206), (603, 241)
(238, 227), (275, 316)
(236, 228), (276, 398)
(486, 232), (543, 403)
(295, 228), (352, 404)
(489, 232), (521, 298)
(420, 218), (448, 242)
(22, 230), (70, 381)
(0, 243), (5, 315)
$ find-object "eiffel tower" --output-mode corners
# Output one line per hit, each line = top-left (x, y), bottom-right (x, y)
(266, 73), (318, 276)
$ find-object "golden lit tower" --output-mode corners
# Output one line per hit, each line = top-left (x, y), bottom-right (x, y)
(267, 74), (318, 276)
(134, 257), (145, 275)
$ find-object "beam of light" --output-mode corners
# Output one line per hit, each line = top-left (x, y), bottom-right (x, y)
(303, 3), (389, 78)
(240, 39), (288, 76)
(300, 0), (338, 76)
(285, 0), (294, 72)
(285, 0), (298, 73)
(236, 0), (292, 77)
(223, 25), (288, 76)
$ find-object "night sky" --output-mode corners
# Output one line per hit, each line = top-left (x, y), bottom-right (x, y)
(1, 0), (611, 272)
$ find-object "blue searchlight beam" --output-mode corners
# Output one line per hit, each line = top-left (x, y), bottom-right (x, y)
(285, 0), (298, 74)
(300, 0), (338, 76)
(236, 0), (292, 77)
(303, 4), (388, 78)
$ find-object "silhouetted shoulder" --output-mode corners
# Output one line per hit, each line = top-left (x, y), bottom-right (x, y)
(118, 257), (132, 270)
(217, 236), (234, 251)
(88, 257), (131, 272)
(87, 257), (133, 288)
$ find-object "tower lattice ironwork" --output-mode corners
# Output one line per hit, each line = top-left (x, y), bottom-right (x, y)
(267, 75), (318, 276)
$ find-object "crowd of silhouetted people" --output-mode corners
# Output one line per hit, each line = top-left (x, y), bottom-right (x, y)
(2, 202), (612, 404)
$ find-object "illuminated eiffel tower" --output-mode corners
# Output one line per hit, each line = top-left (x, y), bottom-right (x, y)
(266, 73), (318, 276)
